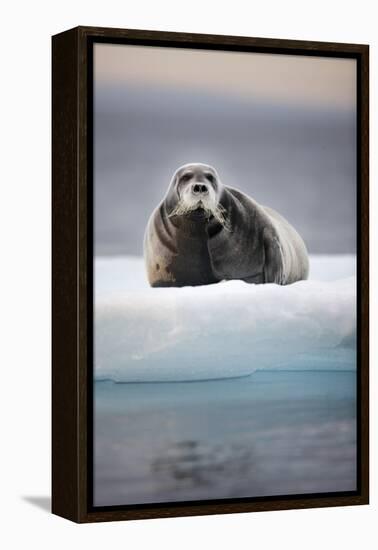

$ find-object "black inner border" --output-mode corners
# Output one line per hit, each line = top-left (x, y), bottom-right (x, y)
(87, 35), (362, 513)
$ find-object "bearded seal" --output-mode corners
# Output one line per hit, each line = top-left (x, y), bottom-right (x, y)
(144, 163), (309, 287)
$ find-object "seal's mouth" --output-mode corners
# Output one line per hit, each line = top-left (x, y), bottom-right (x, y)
(189, 202), (208, 219)
(194, 200), (205, 211)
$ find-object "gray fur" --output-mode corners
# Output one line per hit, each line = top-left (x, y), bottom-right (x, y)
(144, 163), (309, 287)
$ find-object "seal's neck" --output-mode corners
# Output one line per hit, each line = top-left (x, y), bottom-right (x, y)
(168, 210), (210, 238)
(170, 217), (219, 286)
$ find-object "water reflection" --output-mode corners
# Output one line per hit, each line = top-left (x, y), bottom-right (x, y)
(93, 371), (356, 506)
(152, 440), (258, 489)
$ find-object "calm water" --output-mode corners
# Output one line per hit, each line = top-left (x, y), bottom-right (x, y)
(93, 370), (356, 506)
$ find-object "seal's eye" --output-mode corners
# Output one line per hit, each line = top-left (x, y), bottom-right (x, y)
(181, 173), (193, 182)
(205, 173), (215, 184)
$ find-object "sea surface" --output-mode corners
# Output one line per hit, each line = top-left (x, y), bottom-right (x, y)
(94, 370), (356, 506)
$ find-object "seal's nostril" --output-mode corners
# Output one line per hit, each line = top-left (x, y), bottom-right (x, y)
(193, 183), (208, 194)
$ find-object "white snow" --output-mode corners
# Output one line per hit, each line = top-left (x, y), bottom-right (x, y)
(95, 255), (356, 382)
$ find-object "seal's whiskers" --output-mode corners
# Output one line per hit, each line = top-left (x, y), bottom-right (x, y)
(169, 199), (231, 231)
(213, 203), (231, 231)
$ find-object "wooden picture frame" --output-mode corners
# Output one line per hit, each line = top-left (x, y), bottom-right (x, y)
(52, 26), (369, 523)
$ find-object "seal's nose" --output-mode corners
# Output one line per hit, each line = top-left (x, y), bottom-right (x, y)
(192, 183), (209, 195)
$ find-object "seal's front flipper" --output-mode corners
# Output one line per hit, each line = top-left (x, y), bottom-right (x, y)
(242, 273), (264, 284)
(263, 230), (285, 285)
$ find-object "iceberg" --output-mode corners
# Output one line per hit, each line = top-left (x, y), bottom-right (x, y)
(95, 255), (356, 382)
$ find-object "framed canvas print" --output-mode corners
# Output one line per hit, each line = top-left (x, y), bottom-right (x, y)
(52, 26), (369, 523)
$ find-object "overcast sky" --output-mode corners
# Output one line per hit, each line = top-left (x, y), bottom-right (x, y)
(95, 44), (356, 109)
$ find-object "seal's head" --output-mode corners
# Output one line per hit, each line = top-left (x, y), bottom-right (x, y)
(166, 163), (229, 229)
